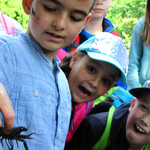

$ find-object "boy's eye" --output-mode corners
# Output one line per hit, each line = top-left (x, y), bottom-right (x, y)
(88, 66), (96, 73)
(44, 6), (56, 12)
(70, 16), (83, 22)
(140, 105), (148, 112)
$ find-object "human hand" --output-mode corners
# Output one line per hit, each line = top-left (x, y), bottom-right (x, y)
(0, 82), (15, 134)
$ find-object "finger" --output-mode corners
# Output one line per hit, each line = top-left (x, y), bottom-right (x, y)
(0, 83), (15, 133)
(0, 101), (15, 133)
(3, 108), (15, 134)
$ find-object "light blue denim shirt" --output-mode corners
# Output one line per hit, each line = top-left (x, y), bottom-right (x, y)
(0, 33), (71, 150)
(127, 17), (150, 90)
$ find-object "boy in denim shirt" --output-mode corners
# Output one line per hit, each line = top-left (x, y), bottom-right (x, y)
(0, 0), (96, 149)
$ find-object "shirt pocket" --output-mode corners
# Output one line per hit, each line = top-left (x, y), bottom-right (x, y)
(17, 85), (57, 135)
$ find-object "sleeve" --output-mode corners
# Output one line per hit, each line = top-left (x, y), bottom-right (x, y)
(64, 113), (107, 150)
(0, 36), (14, 94)
(127, 18), (144, 90)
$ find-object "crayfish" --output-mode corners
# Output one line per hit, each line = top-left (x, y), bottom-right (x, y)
(0, 126), (34, 150)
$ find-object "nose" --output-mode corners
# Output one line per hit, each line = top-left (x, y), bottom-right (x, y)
(52, 14), (66, 31)
(88, 78), (99, 89)
(96, 0), (102, 5)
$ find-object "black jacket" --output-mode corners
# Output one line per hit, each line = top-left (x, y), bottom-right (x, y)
(65, 103), (130, 150)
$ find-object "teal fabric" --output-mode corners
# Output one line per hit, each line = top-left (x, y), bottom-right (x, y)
(127, 17), (150, 90)
(110, 87), (134, 108)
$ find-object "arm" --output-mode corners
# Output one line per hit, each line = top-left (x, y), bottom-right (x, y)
(0, 82), (15, 133)
(127, 18), (144, 90)
(0, 36), (15, 133)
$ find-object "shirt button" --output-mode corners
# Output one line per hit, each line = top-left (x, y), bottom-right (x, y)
(34, 91), (39, 96)
(49, 62), (52, 67)
(67, 104), (70, 109)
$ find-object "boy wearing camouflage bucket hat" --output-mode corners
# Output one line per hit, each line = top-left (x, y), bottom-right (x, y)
(59, 32), (129, 144)
(65, 80), (150, 150)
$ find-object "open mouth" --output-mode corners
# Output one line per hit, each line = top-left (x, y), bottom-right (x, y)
(134, 124), (145, 134)
(79, 85), (91, 96)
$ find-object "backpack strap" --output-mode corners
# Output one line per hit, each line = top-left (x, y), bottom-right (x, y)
(66, 35), (80, 52)
(84, 101), (95, 117)
(145, 143), (150, 150)
(0, 12), (14, 36)
(92, 106), (116, 150)
(67, 41), (80, 52)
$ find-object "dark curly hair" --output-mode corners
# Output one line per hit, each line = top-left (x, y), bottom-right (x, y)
(59, 51), (87, 78)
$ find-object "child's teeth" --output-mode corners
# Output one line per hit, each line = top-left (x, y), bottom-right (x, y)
(136, 124), (145, 133)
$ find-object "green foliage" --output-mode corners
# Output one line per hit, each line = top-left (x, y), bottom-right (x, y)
(0, 0), (147, 52)
(107, 0), (146, 53)
(0, 0), (28, 31)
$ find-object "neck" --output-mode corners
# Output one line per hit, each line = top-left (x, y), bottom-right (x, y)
(43, 49), (57, 62)
(128, 144), (145, 150)
(26, 28), (56, 62)
(84, 17), (103, 35)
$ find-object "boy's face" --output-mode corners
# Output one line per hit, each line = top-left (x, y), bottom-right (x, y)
(126, 92), (150, 148)
(68, 51), (120, 103)
(91, 0), (112, 19)
(23, 0), (93, 59)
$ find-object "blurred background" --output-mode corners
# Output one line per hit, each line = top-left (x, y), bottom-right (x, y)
(0, 0), (146, 53)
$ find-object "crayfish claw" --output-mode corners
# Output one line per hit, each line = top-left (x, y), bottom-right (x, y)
(0, 126), (34, 150)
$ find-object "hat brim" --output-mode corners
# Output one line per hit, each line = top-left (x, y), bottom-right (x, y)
(129, 88), (150, 98)
(87, 51), (127, 86)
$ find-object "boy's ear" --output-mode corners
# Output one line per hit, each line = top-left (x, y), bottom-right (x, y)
(129, 97), (136, 112)
(84, 13), (92, 27)
(22, 0), (32, 15)
(69, 51), (80, 69)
